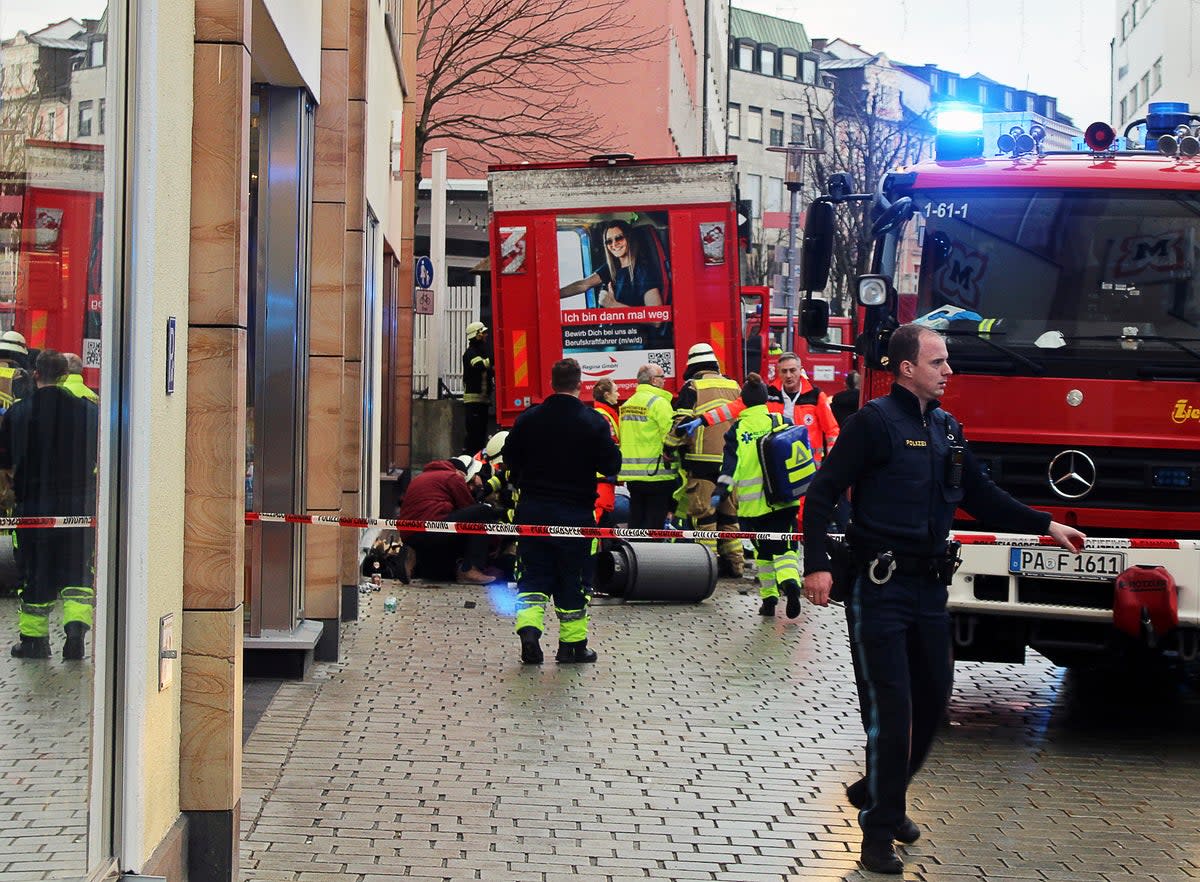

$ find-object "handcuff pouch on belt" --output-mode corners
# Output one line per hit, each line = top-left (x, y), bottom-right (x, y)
(866, 539), (964, 587)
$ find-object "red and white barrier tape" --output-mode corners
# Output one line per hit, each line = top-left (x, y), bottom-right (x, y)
(242, 512), (1185, 551)
(0, 516), (95, 529)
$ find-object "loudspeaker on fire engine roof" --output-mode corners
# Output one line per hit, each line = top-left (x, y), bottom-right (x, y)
(737, 199), (753, 255)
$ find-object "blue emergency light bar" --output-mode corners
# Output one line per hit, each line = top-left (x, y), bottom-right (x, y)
(934, 104), (984, 161)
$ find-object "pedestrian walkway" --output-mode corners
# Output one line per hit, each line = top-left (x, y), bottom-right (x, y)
(240, 580), (1200, 882)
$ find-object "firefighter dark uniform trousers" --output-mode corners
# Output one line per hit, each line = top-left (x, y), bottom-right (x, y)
(802, 384), (1052, 845)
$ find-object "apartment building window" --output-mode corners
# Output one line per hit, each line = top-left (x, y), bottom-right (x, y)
(945, 78), (956, 97)
(760, 47), (775, 76)
(1140, 72), (1150, 105)
(728, 103), (741, 139)
(790, 114), (805, 145)
(744, 173), (762, 218)
(812, 119), (827, 149)
(747, 106), (763, 142)
(1153, 57), (1163, 92)
(978, 85), (988, 104)
(781, 53), (798, 80)
(1004, 91), (1014, 110)
(46, 109), (55, 137)
(89, 37), (105, 68)
(1119, 96), (1128, 126)
(1129, 86), (1138, 114)
(1026, 95), (1036, 112)
(801, 57), (816, 84)
(77, 99), (93, 137)
(929, 72), (938, 91)
(1121, 11), (1130, 40)
(766, 177), (783, 214)
(738, 42), (754, 71)
(98, 98), (105, 135)
(769, 111), (784, 146)
(1045, 99), (1055, 118)
(1132, 0), (1139, 25)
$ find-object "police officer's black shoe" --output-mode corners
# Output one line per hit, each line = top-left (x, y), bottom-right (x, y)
(11, 636), (51, 659)
(63, 622), (89, 661)
(556, 640), (597, 663)
(518, 627), (543, 665)
(846, 778), (867, 809)
(758, 597), (777, 616)
(895, 815), (921, 845)
(783, 581), (801, 619)
(860, 837), (904, 874)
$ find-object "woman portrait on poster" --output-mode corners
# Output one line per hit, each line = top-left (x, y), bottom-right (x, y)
(559, 220), (663, 308)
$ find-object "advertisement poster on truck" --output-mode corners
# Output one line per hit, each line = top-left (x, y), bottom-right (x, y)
(555, 210), (677, 382)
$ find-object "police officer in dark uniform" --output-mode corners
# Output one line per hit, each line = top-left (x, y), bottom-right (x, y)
(801, 323), (1085, 874)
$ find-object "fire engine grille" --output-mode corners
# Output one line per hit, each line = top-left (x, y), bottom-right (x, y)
(972, 574), (1114, 610)
(967, 443), (1200, 513)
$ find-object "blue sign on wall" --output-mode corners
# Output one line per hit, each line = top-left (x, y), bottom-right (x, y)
(415, 256), (434, 290)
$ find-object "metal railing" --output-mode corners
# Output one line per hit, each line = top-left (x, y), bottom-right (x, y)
(412, 279), (480, 397)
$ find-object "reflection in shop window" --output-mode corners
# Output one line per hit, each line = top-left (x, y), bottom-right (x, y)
(0, 5), (112, 880)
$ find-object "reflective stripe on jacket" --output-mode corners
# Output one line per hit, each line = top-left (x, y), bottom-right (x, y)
(619, 383), (674, 482)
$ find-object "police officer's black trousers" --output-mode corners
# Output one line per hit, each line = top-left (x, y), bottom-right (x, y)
(849, 570), (953, 841)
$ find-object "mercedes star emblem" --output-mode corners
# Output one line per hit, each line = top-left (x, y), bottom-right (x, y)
(1047, 449), (1096, 499)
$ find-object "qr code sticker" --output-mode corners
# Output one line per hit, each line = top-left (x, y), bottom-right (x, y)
(647, 350), (673, 374)
(83, 339), (101, 369)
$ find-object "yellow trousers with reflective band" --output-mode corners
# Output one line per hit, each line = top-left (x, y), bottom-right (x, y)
(740, 509), (800, 599)
(18, 586), (95, 637)
(514, 592), (589, 643)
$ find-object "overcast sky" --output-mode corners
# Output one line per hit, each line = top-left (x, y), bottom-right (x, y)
(0, 0), (106, 36)
(734, 0), (1115, 126)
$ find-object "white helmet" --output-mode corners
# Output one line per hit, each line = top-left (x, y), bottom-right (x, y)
(484, 430), (509, 466)
(0, 329), (27, 357)
(465, 321), (488, 340)
(686, 342), (718, 368)
(452, 454), (483, 481)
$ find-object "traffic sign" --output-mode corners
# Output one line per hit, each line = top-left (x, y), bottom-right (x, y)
(415, 256), (434, 290)
(415, 289), (434, 315)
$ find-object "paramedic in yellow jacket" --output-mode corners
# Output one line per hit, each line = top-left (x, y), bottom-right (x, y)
(714, 373), (811, 619)
(665, 343), (744, 576)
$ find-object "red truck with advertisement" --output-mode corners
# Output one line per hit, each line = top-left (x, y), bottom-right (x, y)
(7, 140), (103, 389)
(487, 155), (767, 427)
(800, 103), (1200, 668)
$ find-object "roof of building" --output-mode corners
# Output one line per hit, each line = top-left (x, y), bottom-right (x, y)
(819, 56), (880, 70)
(730, 7), (810, 52)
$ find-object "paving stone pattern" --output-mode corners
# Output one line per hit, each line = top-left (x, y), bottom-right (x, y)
(0, 597), (93, 881)
(241, 580), (1200, 882)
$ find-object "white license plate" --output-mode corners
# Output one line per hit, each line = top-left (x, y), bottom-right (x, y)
(1008, 547), (1125, 580)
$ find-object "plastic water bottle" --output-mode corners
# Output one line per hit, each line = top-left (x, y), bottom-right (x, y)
(383, 595), (397, 613)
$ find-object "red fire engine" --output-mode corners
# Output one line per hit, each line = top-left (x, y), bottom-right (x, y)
(801, 103), (1200, 667)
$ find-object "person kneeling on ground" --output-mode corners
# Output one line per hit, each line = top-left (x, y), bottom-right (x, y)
(396, 456), (500, 584)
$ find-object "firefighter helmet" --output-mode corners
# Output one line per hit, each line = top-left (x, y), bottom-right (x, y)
(465, 321), (488, 340)
(0, 330), (28, 357)
(686, 342), (718, 368)
(484, 430), (509, 466)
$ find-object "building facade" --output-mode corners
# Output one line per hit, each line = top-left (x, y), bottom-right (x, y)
(0, 2), (415, 881)
(727, 7), (832, 293)
(1110, 0), (1169, 129)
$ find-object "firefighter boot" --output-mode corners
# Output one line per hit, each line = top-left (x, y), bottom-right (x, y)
(758, 596), (777, 616)
(555, 640), (597, 663)
(783, 580), (802, 619)
(518, 626), (543, 665)
(63, 622), (89, 661)
(11, 635), (51, 659)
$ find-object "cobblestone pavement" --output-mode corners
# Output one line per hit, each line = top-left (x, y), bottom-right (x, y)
(241, 579), (1200, 882)
(0, 597), (93, 881)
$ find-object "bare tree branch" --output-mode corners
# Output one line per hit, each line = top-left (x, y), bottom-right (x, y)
(416, 0), (662, 178)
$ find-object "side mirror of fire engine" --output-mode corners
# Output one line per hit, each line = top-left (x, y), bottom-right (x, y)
(801, 201), (835, 292)
(800, 298), (829, 339)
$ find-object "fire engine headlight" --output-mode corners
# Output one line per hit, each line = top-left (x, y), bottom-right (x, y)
(857, 275), (889, 307)
(1153, 467), (1192, 488)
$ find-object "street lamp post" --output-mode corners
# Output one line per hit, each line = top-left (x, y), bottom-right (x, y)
(767, 142), (822, 353)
